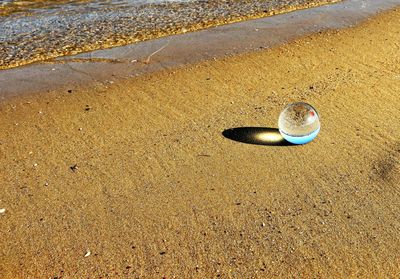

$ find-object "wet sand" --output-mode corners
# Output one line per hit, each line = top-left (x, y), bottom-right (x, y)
(1, 6), (400, 278)
(0, 0), (340, 70)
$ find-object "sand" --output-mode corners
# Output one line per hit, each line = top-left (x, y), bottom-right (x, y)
(0, 7), (400, 278)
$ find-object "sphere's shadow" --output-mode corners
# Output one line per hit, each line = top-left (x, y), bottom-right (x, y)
(222, 127), (293, 146)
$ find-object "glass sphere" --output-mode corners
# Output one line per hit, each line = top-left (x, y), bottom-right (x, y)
(278, 102), (320, 145)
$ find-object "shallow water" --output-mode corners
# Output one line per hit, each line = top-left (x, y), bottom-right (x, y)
(0, 0), (190, 17)
(0, 0), (340, 69)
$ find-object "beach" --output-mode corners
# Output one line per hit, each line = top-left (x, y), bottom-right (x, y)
(0, 5), (400, 279)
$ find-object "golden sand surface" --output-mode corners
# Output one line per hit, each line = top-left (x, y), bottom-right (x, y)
(0, 8), (399, 278)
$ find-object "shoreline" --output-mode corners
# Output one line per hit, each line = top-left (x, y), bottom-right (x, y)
(1, 0), (400, 100)
(1, 0), (341, 70)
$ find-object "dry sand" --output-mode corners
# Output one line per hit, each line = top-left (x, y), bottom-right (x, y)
(0, 7), (400, 278)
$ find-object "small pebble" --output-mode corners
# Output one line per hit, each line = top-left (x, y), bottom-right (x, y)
(84, 250), (91, 257)
(0, 208), (6, 214)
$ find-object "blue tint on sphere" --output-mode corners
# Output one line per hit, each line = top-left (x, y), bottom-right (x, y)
(279, 127), (320, 145)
